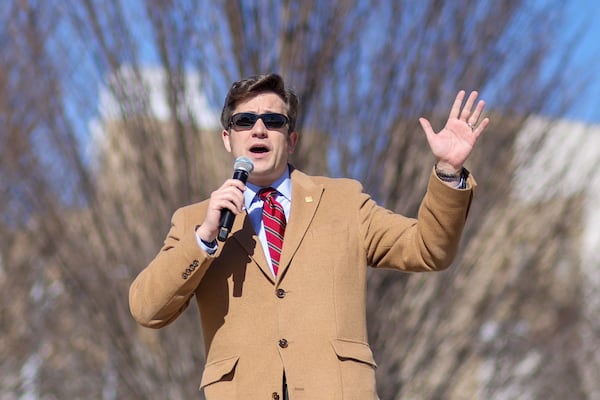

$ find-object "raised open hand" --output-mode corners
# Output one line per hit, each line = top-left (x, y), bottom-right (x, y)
(419, 90), (489, 174)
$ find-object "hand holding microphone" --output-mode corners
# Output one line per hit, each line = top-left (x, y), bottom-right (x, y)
(195, 156), (254, 244)
(217, 156), (254, 241)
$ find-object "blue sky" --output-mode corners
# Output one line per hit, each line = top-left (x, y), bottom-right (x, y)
(556, 1), (600, 122)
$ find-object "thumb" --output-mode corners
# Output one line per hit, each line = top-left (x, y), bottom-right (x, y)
(419, 117), (435, 139)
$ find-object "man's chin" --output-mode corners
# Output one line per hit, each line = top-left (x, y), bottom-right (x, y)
(248, 169), (280, 187)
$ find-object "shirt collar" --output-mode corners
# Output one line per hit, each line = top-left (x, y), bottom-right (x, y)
(244, 166), (292, 207)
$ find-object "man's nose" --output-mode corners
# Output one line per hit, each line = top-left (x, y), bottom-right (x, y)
(251, 118), (268, 137)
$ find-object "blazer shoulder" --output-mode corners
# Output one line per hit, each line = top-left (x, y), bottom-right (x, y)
(291, 169), (363, 192)
(171, 199), (210, 223)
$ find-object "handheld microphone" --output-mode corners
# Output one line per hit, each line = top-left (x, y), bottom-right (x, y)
(217, 156), (254, 241)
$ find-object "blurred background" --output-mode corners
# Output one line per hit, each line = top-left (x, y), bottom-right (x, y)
(1, 1), (599, 399)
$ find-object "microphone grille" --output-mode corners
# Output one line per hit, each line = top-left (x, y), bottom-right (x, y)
(234, 156), (254, 173)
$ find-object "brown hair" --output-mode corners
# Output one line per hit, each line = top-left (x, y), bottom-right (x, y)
(220, 73), (299, 133)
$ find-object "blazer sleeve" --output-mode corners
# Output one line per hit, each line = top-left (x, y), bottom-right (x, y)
(129, 204), (214, 328)
(362, 168), (475, 272)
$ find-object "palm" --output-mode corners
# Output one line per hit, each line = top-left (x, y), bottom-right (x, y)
(429, 118), (477, 166)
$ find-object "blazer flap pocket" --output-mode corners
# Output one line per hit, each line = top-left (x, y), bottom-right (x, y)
(200, 355), (239, 388)
(331, 338), (377, 368)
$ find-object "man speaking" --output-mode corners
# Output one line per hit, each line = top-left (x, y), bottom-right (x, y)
(129, 73), (489, 399)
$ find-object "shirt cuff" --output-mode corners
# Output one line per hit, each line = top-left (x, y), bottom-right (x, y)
(456, 168), (469, 189)
(195, 232), (218, 255)
(435, 165), (469, 189)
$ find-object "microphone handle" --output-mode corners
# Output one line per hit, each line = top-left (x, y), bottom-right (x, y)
(217, 169), (249, 241)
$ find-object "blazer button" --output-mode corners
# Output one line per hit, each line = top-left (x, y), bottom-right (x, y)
(272, 393), (280, 400)
(278, 338), (288, 348)
(276, 288), (286, 298)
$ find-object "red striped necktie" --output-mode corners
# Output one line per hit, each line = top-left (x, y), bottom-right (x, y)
(259, 188), (286, 276)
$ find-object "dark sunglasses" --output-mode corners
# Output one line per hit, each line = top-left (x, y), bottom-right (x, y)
(229, 112), (289, 130)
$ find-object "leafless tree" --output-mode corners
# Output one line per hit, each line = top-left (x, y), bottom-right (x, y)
(1, 1), (596, 399)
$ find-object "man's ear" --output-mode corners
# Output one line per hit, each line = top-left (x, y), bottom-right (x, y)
(288, 131), (299, 154)
(222, 129), (232, 153)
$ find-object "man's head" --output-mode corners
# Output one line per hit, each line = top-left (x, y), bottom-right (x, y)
(221, 73), (299, 187)
(220, 73), (298, 134)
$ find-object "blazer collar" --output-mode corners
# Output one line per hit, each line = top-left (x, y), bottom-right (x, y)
(228, 168), (324, 284)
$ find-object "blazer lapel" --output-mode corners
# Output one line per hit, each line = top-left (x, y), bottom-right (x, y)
(229, 212), (274, 283)
(227, 169), (324, 283)
(278, 170), (323, 277)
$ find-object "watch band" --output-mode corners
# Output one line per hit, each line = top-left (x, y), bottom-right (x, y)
(435, 164), (469, 189)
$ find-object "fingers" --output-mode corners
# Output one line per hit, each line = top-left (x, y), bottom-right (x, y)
(468, 99), (485, 126)
(213, 179), (246, 214)
(459, 91), (478, 121)
(423, 90), (489, 138)
(449, 90), (466, 120)
(453, 90), (488, 132)
(472, 116), (490, 138)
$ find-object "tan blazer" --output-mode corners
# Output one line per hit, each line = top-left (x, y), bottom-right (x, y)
(129, 168), (475, 399)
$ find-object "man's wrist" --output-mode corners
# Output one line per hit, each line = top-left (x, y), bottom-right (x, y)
(195, 225), (218, 255)
(435, 163), (461, 181)
(195, 225), (218, 247)
(434, 164), (469, 189)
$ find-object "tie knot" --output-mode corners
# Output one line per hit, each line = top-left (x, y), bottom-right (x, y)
(259, 187), (278, 201)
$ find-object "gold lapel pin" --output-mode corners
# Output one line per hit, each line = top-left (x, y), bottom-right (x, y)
(305, 196), (313, 203)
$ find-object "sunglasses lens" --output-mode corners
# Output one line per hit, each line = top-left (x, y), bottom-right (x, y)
(232, 113), (257, 127)
(262, 113), (288, 128)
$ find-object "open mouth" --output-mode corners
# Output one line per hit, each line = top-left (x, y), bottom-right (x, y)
(250, 145), (269, 153)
